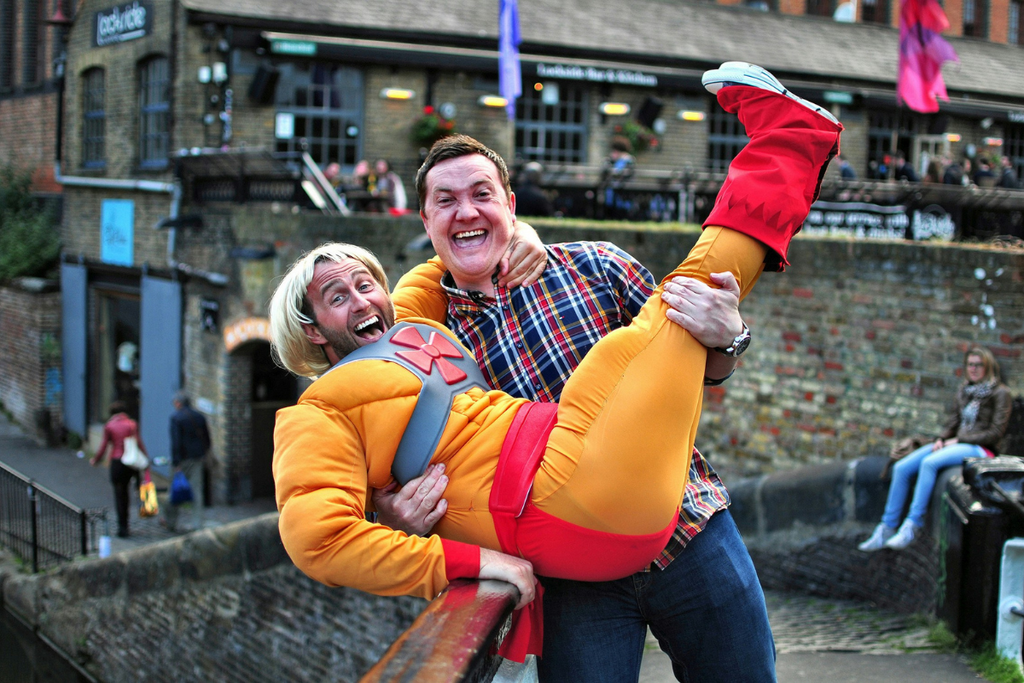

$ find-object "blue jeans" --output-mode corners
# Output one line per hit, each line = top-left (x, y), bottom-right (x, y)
(536, 509), (776, 683)
(882, 443), (986, 528)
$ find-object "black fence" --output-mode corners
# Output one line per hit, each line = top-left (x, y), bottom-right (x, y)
(0, 462), (105, 572)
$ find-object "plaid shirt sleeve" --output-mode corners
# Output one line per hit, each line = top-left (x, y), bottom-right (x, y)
(588, 241), (655, 323)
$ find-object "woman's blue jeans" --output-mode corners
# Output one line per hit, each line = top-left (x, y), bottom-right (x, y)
(882, 443), (986, 528)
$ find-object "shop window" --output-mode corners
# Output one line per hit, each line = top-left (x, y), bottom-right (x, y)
(707, 108), (748, 173)
(1011, 0), (1022, 44)
(22, 0), (42, 86)
(515, 82), (588, 163)
(861, 0), (889, 24)
(806, 0), (835, 17)
(83, 68), (105, 169)
(866, 110), (920, 179)
(275, 62), (364, 168)
(0, 0), (13, 90)
(139, 56), (170, 169)
(963, 0), (988, 37)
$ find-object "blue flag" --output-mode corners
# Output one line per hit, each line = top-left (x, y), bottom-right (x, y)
(499, 0), (522, 121)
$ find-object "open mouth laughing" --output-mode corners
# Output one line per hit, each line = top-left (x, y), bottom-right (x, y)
(353, 315), (386, 341)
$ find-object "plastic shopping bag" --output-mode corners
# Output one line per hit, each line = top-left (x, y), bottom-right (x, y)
(170, 471), (194, 505)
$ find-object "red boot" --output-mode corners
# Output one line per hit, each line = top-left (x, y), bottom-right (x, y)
(703, 63), (843, 271)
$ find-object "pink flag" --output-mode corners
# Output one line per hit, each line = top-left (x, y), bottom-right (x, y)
(898, 0), (958, 113)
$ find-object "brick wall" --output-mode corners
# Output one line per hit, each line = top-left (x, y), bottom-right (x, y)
(1, 515), (424, 683)
(0, 92), (60, 194)
(61, 186), (173, 266)
(0, 0), (62, 195)
(0, 281), (62, 444)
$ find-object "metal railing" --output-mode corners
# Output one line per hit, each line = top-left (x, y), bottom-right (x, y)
(361, 579), (532, 683)
(0, 462), (105, 572)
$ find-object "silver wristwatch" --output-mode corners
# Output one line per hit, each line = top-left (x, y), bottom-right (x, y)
(714, 322), (750, 358)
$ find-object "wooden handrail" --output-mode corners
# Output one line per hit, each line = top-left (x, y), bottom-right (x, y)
(360, 579), (520, 683)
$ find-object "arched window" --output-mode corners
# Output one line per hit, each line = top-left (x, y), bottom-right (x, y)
(139, 56), (170, 169)
(83, 68), (105, 169)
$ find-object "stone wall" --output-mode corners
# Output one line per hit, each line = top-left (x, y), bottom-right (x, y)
(0, 280), (63, 445)
(0, 514), (423, 683)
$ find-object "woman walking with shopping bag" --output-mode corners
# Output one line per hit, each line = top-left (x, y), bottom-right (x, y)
(90, 401), (150, 537)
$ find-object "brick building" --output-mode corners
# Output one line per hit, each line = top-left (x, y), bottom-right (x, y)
(44, 0), (1024, 503)
(0, 0), (69, 196)
(718, 0), (1023, 44)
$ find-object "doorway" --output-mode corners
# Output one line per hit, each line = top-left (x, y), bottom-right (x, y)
(93, 289), (141, 421)
(249, 342), (297, 498)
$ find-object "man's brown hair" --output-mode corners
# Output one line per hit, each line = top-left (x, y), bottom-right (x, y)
(414, 134), (511, 210)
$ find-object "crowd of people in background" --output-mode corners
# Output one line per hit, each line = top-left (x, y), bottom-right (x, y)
(858, 152), (1020, 189)
(324, 158), (409, 213)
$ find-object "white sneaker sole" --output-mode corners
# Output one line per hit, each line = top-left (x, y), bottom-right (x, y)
(702, 61), (840, 126)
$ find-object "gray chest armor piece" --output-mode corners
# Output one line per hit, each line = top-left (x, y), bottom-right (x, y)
(323, 322), (489, 484)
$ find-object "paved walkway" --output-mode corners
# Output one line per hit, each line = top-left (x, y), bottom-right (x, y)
(640, 590), (985, 682)
(0, 414), (276, 555)
(0, 415), (990, 681)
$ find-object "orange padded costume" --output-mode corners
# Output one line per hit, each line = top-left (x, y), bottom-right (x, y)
(273, 85), (842, 650)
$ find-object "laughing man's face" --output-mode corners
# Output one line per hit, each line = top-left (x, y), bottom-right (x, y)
(301, 258), (395, 365)
(420, 153), (516, 295)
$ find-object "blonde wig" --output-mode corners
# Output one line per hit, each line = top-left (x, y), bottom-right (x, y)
(269, 243), (390, 378)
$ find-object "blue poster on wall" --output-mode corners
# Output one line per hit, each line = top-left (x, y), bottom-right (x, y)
(100, 199), (134, 265)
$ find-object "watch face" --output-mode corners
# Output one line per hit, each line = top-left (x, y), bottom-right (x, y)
(733, 335), (751, 356)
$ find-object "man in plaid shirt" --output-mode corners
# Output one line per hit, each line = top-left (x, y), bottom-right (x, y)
(378, 135), (774, 682)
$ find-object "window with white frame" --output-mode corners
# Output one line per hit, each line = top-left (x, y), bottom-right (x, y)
(515, 81), (588, 163)
(274, 62), (364, 168)
(138, 56), (170, 169)
(83, 68), (105, 168)
(706, 108), (748, 173)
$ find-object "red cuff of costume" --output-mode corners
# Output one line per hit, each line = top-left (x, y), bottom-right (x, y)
(441, 539), (480, 580)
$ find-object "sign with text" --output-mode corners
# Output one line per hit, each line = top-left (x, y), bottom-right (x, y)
(93, 1), (151, 46)
(802, 201), (956, 241)
(100, 199), (134, 266)
(535, 63), (658, 87)
(803, 201), (910, 239)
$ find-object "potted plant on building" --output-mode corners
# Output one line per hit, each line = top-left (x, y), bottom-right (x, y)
(410, 106), (458, 148)
(612, 120), (659, 154)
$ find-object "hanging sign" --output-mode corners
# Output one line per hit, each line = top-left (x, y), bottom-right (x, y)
(94, 1), (152, 47)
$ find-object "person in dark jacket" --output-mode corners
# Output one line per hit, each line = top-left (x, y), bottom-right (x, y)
(163, 392), (211, 532)
(1000, 156), (1020, 189)
(859, 345), (1013, 551)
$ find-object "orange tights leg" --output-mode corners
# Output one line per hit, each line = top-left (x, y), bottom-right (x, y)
(533, 227), (767, 535)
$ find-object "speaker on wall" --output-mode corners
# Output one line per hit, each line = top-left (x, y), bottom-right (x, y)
(248, 64), (279, 105)
(637, 96), (664, 129)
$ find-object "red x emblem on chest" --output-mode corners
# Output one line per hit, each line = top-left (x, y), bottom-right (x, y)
(390, 326), (469, 385)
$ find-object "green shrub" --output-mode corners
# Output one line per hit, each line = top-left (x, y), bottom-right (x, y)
(0, 166), (61, 283)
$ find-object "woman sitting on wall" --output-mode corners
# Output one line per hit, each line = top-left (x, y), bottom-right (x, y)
(859, 345), (1013, 551)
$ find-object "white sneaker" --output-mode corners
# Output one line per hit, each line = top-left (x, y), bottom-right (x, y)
(884, 519), (922, 550)
(701, 61), (840, 126)
(857, 523), (896, 552)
